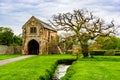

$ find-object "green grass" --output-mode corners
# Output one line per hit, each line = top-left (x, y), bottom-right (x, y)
(0, 54), (22, 60)
(0, 54), (75, 80)
(61, 56), (120, 80)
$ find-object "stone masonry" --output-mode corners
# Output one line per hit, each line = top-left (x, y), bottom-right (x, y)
(22, 16), (58, 55)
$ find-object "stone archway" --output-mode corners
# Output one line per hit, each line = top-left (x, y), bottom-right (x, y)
(28, 40), (39, 55)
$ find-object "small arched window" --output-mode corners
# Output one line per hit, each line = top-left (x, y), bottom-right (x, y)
(30, 27), (36, 33)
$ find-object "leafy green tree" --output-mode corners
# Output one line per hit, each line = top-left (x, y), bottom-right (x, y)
(116, 37), (120, 50)
(12, 35), (22, 46)
(0, 27), (22, 46)
(91, 36), (120, 50)
(63, 36), (74, 53)
(50, 9), (116, 58)
(0, 27), (14, 46)
(102, 36), (117, 49)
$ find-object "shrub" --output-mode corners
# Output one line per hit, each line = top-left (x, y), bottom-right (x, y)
(104, 50), (115, 56)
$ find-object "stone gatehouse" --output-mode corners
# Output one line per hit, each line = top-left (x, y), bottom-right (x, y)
(22, 16), (58, 55)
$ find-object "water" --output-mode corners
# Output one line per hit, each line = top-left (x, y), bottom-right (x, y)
(53, 64), (70, 80)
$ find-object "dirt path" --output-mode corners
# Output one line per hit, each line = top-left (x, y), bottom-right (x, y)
(0, 55), (35, 66)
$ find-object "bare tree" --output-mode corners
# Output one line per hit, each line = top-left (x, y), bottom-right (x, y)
(50, 9), (116, 58)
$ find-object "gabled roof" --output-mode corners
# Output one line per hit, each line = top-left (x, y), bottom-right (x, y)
(22, 16), (57, 32)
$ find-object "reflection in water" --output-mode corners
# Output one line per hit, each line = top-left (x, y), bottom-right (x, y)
(54, 64), (70, 80)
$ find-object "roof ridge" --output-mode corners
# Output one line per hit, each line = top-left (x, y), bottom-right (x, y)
(33, 16), (57, 31)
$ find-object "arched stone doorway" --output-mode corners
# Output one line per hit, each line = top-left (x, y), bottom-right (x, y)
(28, 40), (39, 55)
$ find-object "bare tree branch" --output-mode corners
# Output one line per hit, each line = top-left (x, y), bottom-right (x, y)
(50, 9), (117, 58)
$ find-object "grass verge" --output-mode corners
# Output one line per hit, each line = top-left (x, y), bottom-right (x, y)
(0, 54), (75, 80)
(61, 56), (120, 80)
(0, 54), (22, 60)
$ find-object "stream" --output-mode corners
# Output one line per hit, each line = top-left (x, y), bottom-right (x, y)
(53, 64), (70, 80)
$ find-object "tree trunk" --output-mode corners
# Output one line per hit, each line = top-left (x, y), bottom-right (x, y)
(82, 44), (89, 58)
(76, 52), (79, 60)
(57, 46), (63, 54)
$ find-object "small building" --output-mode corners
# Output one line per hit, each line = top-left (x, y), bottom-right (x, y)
(22, 16), (58, 55)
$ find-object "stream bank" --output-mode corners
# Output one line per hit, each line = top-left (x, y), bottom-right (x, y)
(52, 59), (76, 80)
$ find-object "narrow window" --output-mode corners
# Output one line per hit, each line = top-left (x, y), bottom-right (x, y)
(30, 27), (36, 33)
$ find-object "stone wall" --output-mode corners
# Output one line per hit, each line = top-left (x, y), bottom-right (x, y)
(0, 45), (22, 54)
(0, 45), (8, 54)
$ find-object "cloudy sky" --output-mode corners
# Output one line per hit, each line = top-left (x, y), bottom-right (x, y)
(0, 0), (120, 35)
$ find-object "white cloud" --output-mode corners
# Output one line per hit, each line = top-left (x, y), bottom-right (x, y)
(0, 0), (120, 35)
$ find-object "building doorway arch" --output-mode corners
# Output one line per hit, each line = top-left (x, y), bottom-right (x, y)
(28, 40), (39, 55)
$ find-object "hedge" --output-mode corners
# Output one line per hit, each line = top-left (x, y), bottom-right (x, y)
(90, 50), (120, 56)
(90, 50), (107, 56)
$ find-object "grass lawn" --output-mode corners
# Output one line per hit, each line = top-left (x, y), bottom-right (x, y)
(61, 56), (120, 80)
(0, 54), (22, 60)
(0, 54), (75, 80)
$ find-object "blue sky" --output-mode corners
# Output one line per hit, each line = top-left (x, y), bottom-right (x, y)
(0, 0), (120, 35)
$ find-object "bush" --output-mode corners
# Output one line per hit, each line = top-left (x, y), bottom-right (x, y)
(104, 50), (115, 56)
